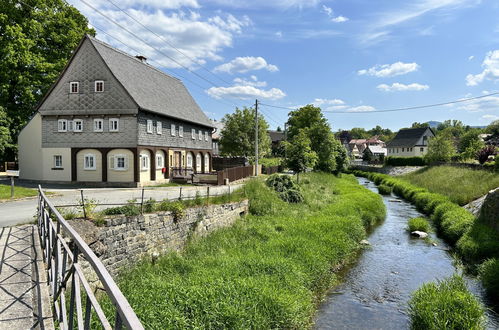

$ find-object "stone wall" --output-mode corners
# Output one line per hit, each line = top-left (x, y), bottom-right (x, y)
(68, 200), (248, 280)
(350, 164), (424, 176)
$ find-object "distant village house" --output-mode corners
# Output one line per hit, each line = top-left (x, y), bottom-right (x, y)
(386, 127), (435, 157)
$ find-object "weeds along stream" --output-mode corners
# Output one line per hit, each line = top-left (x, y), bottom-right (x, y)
(314, 177), (499, 329)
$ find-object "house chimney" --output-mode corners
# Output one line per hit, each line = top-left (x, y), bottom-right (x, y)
(135, 55), (147, 63)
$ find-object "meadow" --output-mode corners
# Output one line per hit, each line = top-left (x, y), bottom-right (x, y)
(0, 184), (38, 200)
(103, 173), (385, 329)
(401, 166), (499, 205)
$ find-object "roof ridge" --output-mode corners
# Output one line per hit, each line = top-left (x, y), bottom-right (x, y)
(86, 34), (181, 83)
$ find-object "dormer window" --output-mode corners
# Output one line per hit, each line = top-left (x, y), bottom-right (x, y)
(70, 82), (79, 94)
(95, 80), (104, 92)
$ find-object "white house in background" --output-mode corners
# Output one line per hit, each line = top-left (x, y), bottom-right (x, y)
(386, 127), (435, 157)
(364, 145), (387, 160)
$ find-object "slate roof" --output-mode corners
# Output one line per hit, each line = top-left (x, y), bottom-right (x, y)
(268, 130), (285, 142)
(88, 36), (213, 128)
(366, 145), (387, 155)
(387, 127), (434, 147)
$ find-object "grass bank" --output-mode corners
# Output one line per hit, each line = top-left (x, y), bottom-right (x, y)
(103, 173), (385, 328)
(401, 166), (499, 206)
(0, 184), (38, 200)
(353, 169), (499, 303)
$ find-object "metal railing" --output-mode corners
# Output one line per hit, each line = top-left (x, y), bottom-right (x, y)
(37, 186), (144, 330)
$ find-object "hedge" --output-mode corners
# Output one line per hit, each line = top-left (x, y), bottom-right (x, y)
(384, 156), (426, 166)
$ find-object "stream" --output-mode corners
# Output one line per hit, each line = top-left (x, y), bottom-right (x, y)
(314, 177), (499, 330)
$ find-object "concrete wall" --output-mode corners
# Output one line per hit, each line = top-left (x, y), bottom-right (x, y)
(42, 148), (72, 181)
(350, 164), (425, 176)
(76, 149), (102, 182)
(107, 149), (134, 183)
(69, 200), (248, 279)
(137, 111), (212, 150)
(18, 113), (43, 181)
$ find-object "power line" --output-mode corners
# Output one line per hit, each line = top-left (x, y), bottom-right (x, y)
(260, 91), (499, 114)
(104, 0), (233, 86)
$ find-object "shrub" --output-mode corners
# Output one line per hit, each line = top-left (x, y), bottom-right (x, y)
(377, 184), (392, 195)
(495, 157), (499, 173)
(408, 217), (431, 233)
(384, 156), (426, 166)
(279, 189), (304, 203)
(408, 275), (485, 330)
(266, 174), (304, 203)
(457, 223), (499, 263)
(143, 198), (156, 213)
(102, 199), (141, 216)
(476, 146), (496, 165)
(431, 202), (458, 226)
(412, 192), (449, 214)
(479, 258), (499, 300)
(439, 208), (475, 244)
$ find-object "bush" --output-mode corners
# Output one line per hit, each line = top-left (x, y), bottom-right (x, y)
(384, 156), (426, 166)
(495, 157), (499, 173)
(102, 199), (141, 217)
(408, 275), (485, 330)
(476, 146), (496, 165)
(412, 192), (449, 214)
(457, 223), (499, 263)
(408, 217), (431, 233)
(439, 208), (475, 244)
(266, 174), (304, 203)
(479, 258), (499, 300)
(377, 184), (392, 195)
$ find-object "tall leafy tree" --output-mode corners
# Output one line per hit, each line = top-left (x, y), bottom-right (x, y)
(286, 104), (347, 173)
(0, 0), (94, 160)
(425, 133), (456, 163)
(220, 107), (271, 159)
(282, 130), (317, 182)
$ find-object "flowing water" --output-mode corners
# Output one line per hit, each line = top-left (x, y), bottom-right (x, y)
(315, 177), (499, 330)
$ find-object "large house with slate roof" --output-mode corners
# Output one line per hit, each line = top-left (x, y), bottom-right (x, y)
(18, 35), (214, 186)
(386, 127), (435, 157)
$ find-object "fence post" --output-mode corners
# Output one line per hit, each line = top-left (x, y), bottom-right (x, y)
(179, 187), (182, 200)
(10, 176), (14, 199)
(207, 186), (210, 205)
(80, 190), (86, 219)
(140, 188), (145, 214)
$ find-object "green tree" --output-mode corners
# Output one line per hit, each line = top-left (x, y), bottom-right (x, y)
(283, 130), (317, 182)
(458, 130), (485, 160)
(220, 107), (271, 159)
(349, 127), (370, 139)
(286, 105), (347, 173)
(425, 133), (456, 163)
(411, 122), (430, 128)
(0, 0), (95, 160)
(0, 106), (11, 154)
(485, 120), (499, 136)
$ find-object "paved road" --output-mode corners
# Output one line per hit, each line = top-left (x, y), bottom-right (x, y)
(0, 184), (243, 227)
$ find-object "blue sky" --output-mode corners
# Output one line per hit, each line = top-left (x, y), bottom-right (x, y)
(68, 0), (499, 131)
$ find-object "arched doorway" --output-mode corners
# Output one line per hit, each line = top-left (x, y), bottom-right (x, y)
(196, 153), (202, 173)
(186, 152), (194, 169)
(204, 153), (210, 173)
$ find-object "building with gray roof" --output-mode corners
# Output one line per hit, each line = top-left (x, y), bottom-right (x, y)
(386, 127), (435, 157)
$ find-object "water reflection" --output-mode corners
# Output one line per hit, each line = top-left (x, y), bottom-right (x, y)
(314, 177), (499, 330)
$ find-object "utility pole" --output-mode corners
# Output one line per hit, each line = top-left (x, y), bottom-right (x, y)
(255, 99), (259, 176)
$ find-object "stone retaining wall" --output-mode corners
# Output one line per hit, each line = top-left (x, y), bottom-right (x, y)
(68, 200), (248, 280)
(350, 164), (424, 176)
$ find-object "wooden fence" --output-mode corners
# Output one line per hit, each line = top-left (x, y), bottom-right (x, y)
(38, 187), (144, 329)
(262, 165), (280, 175)
(217, 165), (254, 185)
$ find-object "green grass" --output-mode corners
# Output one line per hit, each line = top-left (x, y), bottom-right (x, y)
(103, 173), (385, 329)
(479, 258), (499, 300)
(377, 184), (392, 195)
(0, 184), (38, 200)
(408, 217), (431, 233)
(401, 166), (499, 206)
(408, 274), (485, 330)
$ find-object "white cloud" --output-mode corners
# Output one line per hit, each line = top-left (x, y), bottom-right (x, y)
(206, 0), (322, 9)
(332, 16), (349, 23)
(468, 55), (474, 61)
(457, 95), (499, 112)
(358, 62), (419, 77)
(322, 5), (333, 16)
(275, 31), (283, 38)
(233, 76), (267, 87)
(214, 56), (279, 74)
(482, 114), (499, 122)
(377, 82), (429, 92)
(206, 85), (286, 100)
(347, 105), (376, 112)
(466, 50), (499, 86)
(313, 98), (345, 106)
(69, 1), (251, 69)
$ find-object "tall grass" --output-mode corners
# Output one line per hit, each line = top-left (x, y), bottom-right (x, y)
(409, 274), (485, 330)
(0, 184), (38, 200)
(105, 173), (385, 329)
(401, 166), (499, 206)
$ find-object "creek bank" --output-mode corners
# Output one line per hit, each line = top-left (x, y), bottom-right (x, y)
(350, 164), (424, 176)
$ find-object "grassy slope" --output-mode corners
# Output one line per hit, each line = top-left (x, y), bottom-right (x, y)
(0, 184), (38, 200)
(401, 166), (499, 205)
(107, 173), (385, 329)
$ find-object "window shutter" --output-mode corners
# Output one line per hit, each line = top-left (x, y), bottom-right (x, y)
(124, 155), (129, 170)
(109, 156), (115, 170)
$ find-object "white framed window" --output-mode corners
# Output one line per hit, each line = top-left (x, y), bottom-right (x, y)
(68, 120), (74, 132)
(83, 154), (96, 170)
(94, 80), (104, 92)
(94, 119), (103, 132)
(198, 130), (202, 140)
(191, 128), (196, 139)
(146, 120), (153, 133)
(141, 155), (150, 171)
(70, 82), (79, 93)
(54, 155), (62, 168)
(109, 118), (119, 132)
(73, 119), (83, 132)
(109, 154), (128, 171)
(204, 131), (208, 141)
(57, 119), (67, 132)
(179, 126), (183, 137)
(156, 154), (164, 168)
(171, 123), (176, 136)
(157, 121), (162, 135)
(187, 153), (193, 168)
